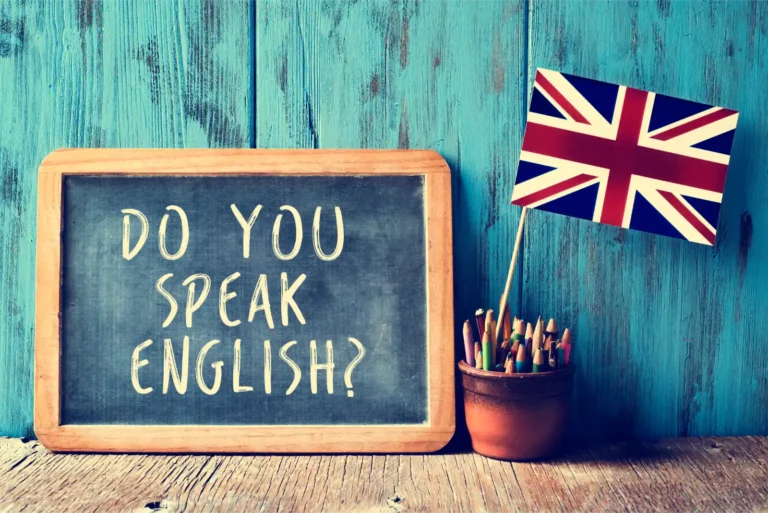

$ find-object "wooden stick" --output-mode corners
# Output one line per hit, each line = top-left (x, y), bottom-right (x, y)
(495, 207), (528, 343)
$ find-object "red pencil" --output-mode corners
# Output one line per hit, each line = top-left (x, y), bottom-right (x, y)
(474, 309), (485, 340)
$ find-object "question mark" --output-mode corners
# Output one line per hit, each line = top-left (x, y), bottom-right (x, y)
(344, 337), (366, 397)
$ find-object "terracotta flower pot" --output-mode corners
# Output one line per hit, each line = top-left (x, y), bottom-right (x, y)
(458, 361), (574, 461)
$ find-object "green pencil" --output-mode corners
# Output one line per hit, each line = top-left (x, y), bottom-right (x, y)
(482, 331), (493, 371)
(532, 348), (548, 373)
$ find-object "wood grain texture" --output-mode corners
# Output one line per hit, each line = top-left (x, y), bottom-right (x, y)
(0, 0), (252, 437)
(2, 436), (768, 512)
(255, 0), (528, 356)
(35, 149), (454, 453)
(523, 0), (768, 441)
(3, 0), (768, 442)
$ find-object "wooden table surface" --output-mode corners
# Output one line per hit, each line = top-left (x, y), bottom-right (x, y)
(2, 436), (768, 513)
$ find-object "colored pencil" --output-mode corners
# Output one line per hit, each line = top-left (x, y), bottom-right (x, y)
(503, 308), (513, 342)
(532, 318), (543, 353)
(504, 353), (514, 374)
(497, 344), (509, 368)
(549, 340), (558, 370)
(524, 322), (534, 358)
(512, 320), (524, 354)
(474, 309), (485, 340)
(562, 328), (572, 365)
(463, 320), (475, 367)
(546, 318), (558, 341)
(512, 319), (524, 344)
(499, 340), (510, 366)
(510, 340), (520, 359)
(484, 309), (494, 337)
(463, 309), (572, 375)
(515, 338), (531, 373)
(543, 334), (552, 364)
(556, 343), (566, 369)
(482, 331), (493, 371)
(485, 310), (497, 363)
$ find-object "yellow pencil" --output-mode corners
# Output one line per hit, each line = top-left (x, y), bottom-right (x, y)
(503, 308), (513, 342)
(532, 318), (543, 353)
(546, 318), (558, 341)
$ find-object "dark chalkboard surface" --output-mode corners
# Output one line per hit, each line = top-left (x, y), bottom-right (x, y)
(62, 175), (427, 425)
(35, 150), (454, 453)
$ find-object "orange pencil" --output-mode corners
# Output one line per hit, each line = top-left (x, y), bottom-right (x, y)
(503, 308), (513, 342)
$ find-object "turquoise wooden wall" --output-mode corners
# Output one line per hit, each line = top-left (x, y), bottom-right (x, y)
(0, 0), (765, 441)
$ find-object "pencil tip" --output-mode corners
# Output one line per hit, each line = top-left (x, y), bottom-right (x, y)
(546, 318), (557, 332)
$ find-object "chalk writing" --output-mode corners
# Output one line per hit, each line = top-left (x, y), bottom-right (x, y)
(121, 204), (365, 397)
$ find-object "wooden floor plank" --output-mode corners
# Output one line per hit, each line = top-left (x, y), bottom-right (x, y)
(597, 442), (699, 512)
(664, 438), (741, 508)
(685, 437), (768, 507)
(2, 437), (768, 512)
(556, 454), (612, 512)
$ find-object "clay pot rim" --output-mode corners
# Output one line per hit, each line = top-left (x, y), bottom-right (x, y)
(458, 360), (574, 380)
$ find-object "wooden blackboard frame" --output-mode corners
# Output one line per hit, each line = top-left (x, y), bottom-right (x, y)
(35, 149), (454, 453)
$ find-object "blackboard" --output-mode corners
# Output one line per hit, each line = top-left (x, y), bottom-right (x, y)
(35, 149), (454, 453)
(62, 174), (427, 425)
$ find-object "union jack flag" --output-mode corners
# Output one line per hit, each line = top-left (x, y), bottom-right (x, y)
(511, 69), (739, 245)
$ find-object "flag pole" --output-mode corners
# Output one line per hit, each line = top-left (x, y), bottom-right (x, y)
(495, 207), (528, 343)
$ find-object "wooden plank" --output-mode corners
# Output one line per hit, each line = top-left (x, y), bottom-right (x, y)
(524, 0), (768, 440)
(0, 0), (252, 437)
(2, 437), (768, 512)
(255, 0), (529, 366)
(0, 0), (44, 440)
